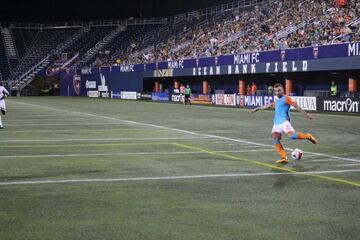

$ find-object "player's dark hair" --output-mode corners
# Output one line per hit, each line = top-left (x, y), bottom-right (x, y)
(274, 83), (284, 89)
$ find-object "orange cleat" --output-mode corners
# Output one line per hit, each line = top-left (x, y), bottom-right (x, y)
(307, 133), (318, 144)
(276, 157), (289, 164)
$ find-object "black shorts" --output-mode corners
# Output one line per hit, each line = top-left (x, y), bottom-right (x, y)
(185, 94), (190, 100)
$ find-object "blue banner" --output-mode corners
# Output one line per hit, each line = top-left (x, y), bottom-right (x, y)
(238, 95), (276, 108)
(124, 42), (360, 72)
(60, 68), (143, 96)
(151, 93), (169, 101)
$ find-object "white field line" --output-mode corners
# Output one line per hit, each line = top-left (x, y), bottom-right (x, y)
(336, 163), (360, 167)
(227, 143), (252, 146)
(9, 100), (360, 163)
(0, 136), (211, 143)
(0, 149), (275, 159)
(301, 154), (320, 158)
(1, 169), (359, 186)
(308, 159), (340, 163)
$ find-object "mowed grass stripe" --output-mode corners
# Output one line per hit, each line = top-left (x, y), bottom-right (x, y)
(0, 142), (171, 148)
(2, 128), (169, 134)
(0, 149), (275, 159)
(10, 99), (360, 164)
(174, 143), (360, 187)
(0, 136), (211, 143)
(5, 122), (132, 127)
(1, 169), (360, 186)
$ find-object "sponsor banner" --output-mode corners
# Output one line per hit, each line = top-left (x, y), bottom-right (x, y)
(101, 92), (110, 98)
(120, 91), (137, 100)
(98, 73), (109, 92)
(111, 91), (121, 99)
(191, 94), (212, 105)
(153, 69), (174, 77)
(237, 96), (315, 110)
(143, 56), (360, 77)
(137, 93), (152, 100)
(215, 94), (236, 106)
(290, 96), (317, 111)
(171, 94), (184, 102)
(86, 80), (97, 89)
(152, 92), (169, 101)
(273, 96), (317, 111)
(238, 95), (275, 108)
(317, 97), (360, 113)
(87, 91), (99, 98)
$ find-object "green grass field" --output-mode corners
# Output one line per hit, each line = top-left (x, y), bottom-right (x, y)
(0, 97), (359, 240)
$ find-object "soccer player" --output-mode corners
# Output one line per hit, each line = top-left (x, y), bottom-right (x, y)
(0, 83), (10, 129)
(250, 83), (318, 163)
(184, 85), (191, 105)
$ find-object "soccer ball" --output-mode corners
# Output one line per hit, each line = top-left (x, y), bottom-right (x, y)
(291, 148), (303, 160)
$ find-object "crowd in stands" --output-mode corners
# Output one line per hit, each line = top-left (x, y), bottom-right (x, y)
(101, 0), (359, 67)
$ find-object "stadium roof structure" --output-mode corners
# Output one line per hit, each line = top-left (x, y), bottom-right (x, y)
(0, 0), (267, 29)
(0, 0), (248, 23)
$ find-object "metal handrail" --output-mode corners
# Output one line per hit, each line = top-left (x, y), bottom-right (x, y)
(16, 55), (49, 81)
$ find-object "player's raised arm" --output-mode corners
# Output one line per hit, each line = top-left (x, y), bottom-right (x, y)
(285, 96), (313, 120)
(292, 101), (313, 120)
(250, 103), (273, 113)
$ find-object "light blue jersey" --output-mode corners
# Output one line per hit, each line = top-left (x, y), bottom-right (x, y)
(273, 95), (295, 125)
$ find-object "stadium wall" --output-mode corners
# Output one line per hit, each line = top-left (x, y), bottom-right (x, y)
(60, 67), (143, 96)
(60, 42), (360, 99)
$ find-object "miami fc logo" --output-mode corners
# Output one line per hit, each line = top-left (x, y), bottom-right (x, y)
(313, 47), (319, 59)
(73, 75), (81, 95)
(281, 50), (286, 61)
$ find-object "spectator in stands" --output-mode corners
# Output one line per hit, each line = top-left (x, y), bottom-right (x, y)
(330, 81), (338, 96)
(251, 82), (257, 96)
(97, 0), (360, 67)
(268, 84), (274, 96)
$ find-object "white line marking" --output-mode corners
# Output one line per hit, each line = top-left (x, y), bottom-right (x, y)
(1, 169), (359, 186)
(301, 154), (320, 158)
(9, 100), (360, 163)
(0, 149), (275, 159)
(228, 143), (250, 146)
(309, 159), (339, 163)
(0, 136), (211, 143)
(336, 163), (360, 167)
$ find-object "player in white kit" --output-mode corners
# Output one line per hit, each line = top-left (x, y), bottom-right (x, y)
(0, 83), (10, 129)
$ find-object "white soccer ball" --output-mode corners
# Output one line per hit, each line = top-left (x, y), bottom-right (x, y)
(291, 148), (303, 160)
